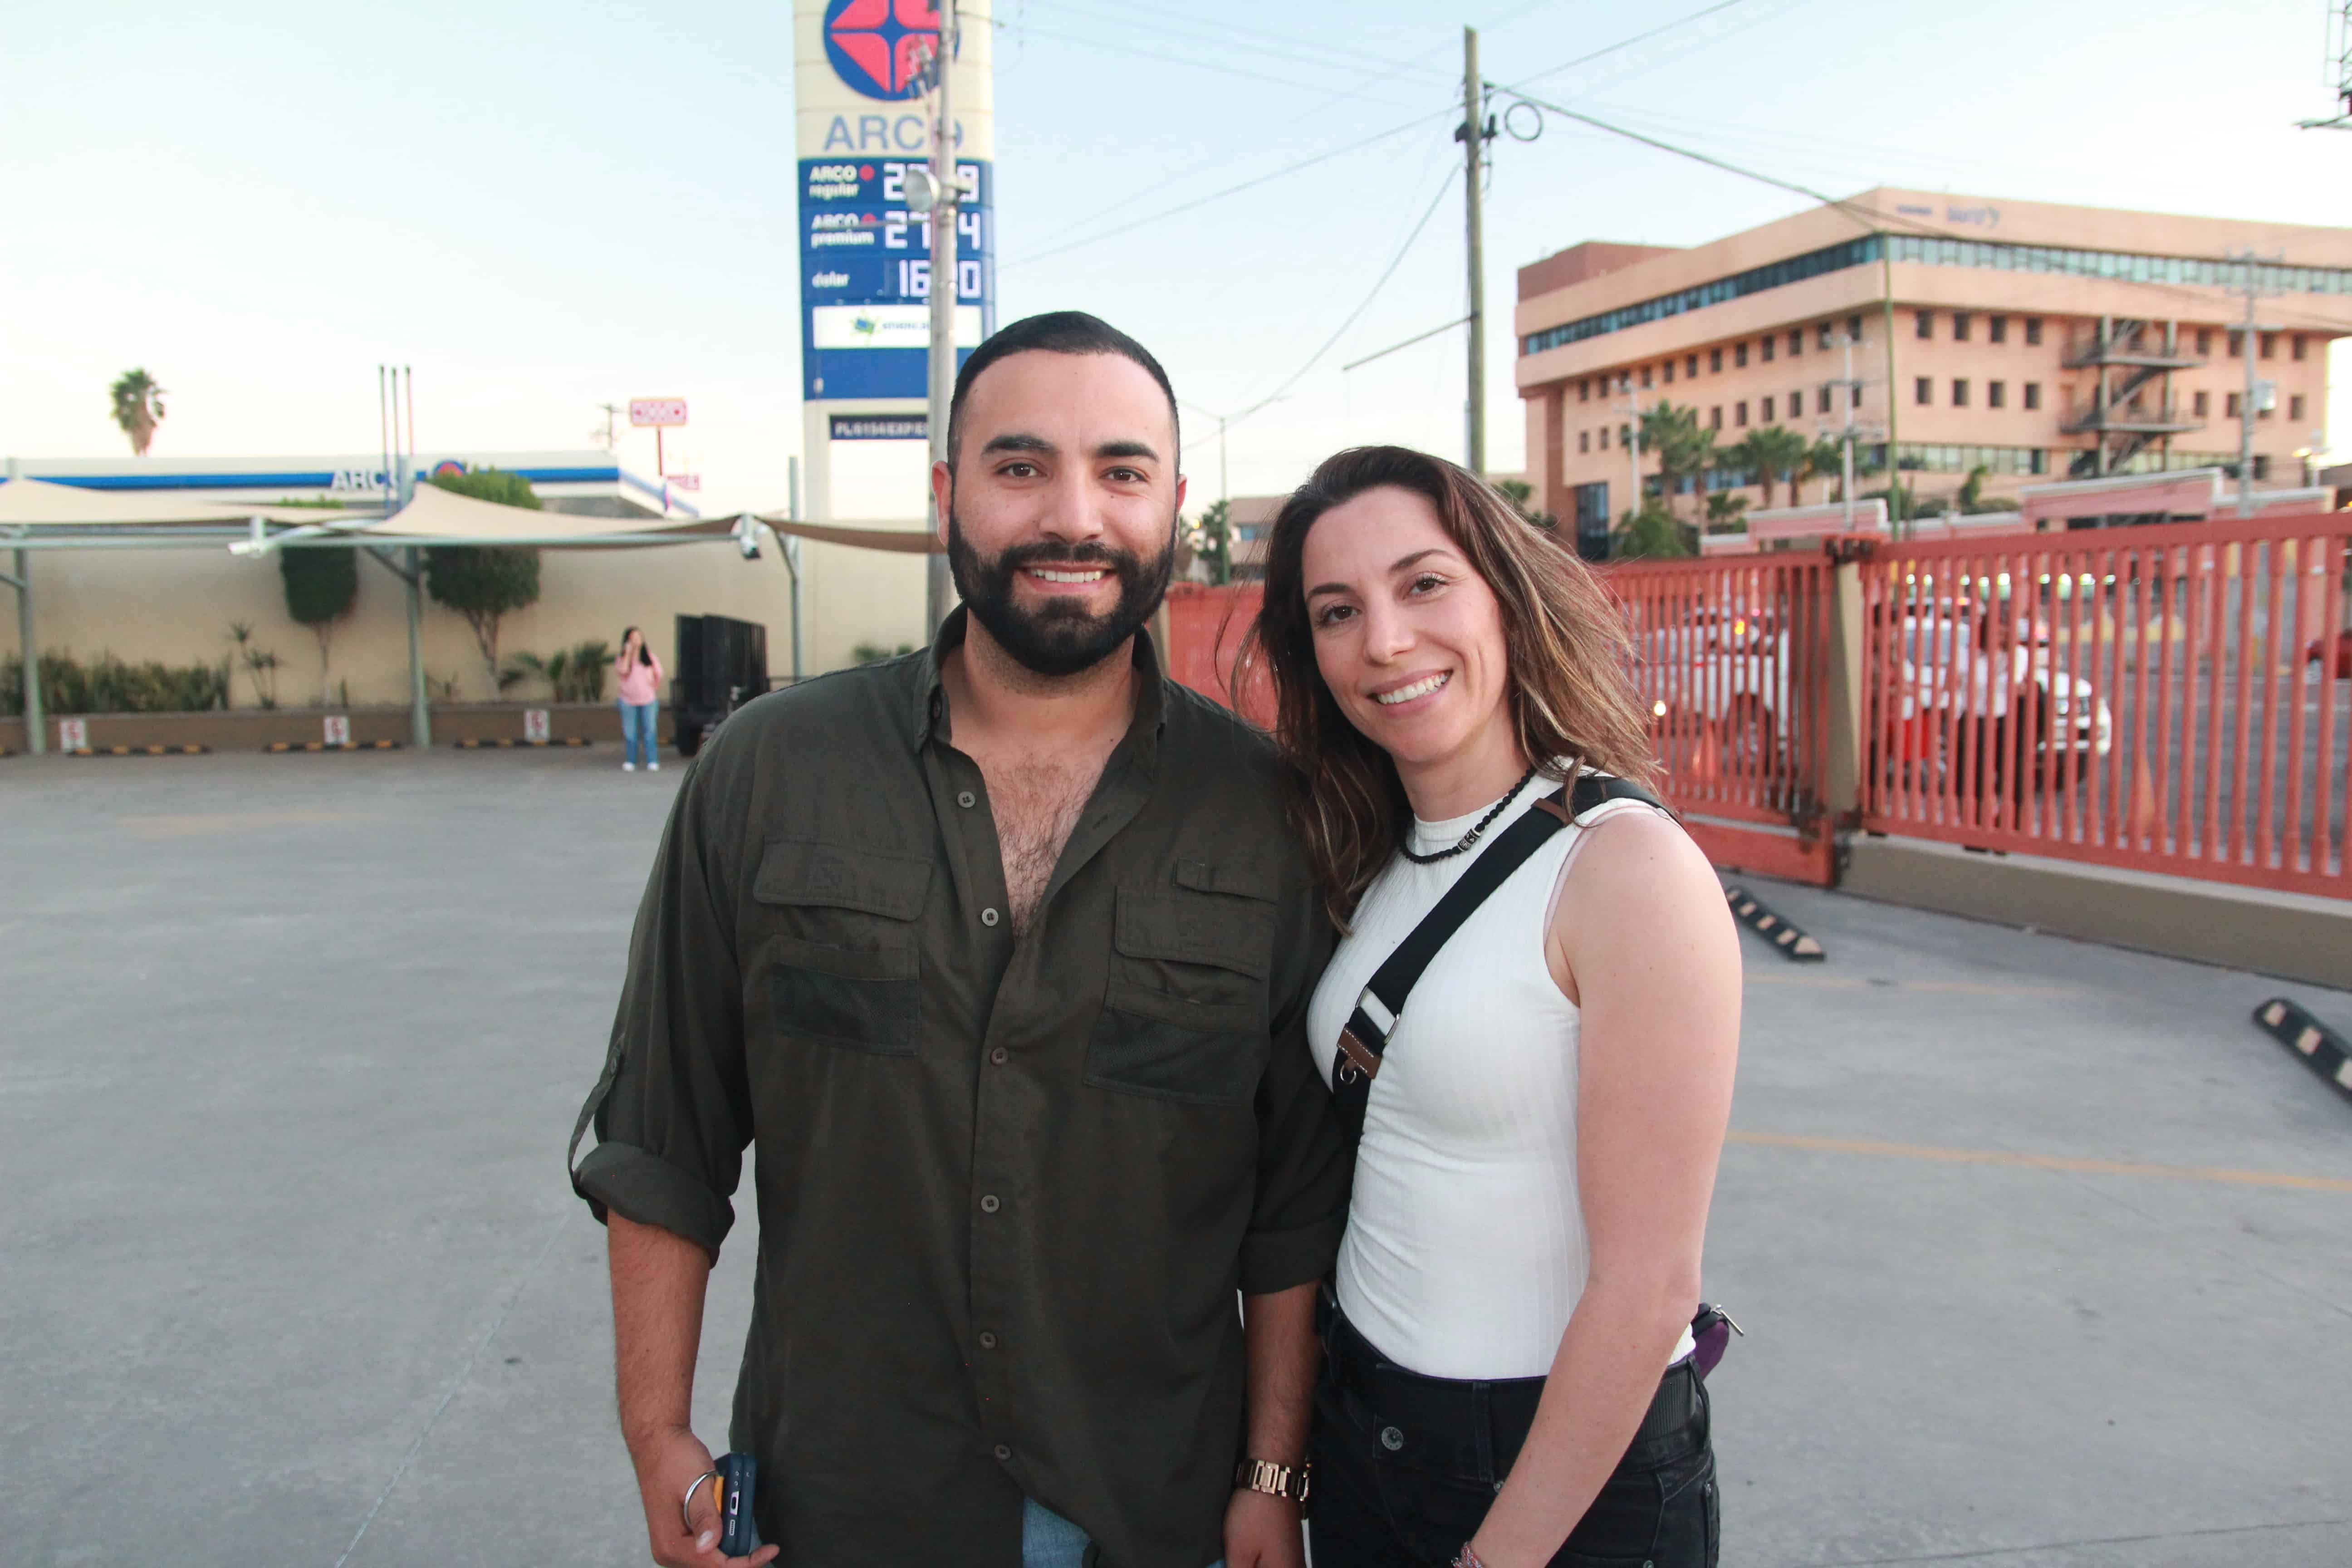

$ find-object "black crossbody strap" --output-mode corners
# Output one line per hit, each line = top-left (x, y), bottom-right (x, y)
(1331, 771), (1664, 1117)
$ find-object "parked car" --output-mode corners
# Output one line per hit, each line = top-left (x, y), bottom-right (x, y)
(1639, 601), (1793, 772)
(1882, 601), (2112, 791)
(2309, 627), (2352, 680)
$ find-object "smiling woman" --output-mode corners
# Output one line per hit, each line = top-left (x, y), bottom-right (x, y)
(1246, 445), (1740, 1568)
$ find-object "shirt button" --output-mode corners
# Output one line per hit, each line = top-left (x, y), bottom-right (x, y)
(978, 1330), (999, 1350)
(1379, 1426), (1405, 1451)
(994, 1444), (1013, 1462)
(989, 1045), (1008, 1065)
(980, 907), (1000, 927)
(957, 790), (976, 808)
(979, 1193), (1001, 1214)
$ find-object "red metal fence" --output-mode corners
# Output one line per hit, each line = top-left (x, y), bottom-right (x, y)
(1601, 554), (1838, 884)
(1858, 511), (2352, 899)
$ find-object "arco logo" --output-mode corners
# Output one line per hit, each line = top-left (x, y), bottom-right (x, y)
(823, 0), (944, 102)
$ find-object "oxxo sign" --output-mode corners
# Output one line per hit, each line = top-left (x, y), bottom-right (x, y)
(794, 0), (995, 402)
(628, 399), (689, 428)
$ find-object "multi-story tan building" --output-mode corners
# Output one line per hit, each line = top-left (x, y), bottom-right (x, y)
(1515, 189), (2352, 551)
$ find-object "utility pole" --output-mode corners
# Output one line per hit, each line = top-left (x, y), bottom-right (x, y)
(1460, 26), (1488, 475)
(592, 402), (622, 451)
(924, 4), (963, 636)
(1613, 377), (1644, 526)
(2227, 249), (2282, 519)
(1821, 333), (1882, 534)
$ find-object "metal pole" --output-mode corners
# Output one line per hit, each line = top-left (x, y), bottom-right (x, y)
(1462, 25), (1486, 476)
(14, 546), (40, 754)
(2239, 265), (2259, 519)
(787, 453), (805, 684)
(406, 546), (431, 747)
(1841, 332), (1857, 533)
(403, 366), (416, 503)
(1878, 235), (1902, 538)
(924, 3), (962, 636)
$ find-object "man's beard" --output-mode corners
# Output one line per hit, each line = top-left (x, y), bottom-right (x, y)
(947, 510), (1175, 679)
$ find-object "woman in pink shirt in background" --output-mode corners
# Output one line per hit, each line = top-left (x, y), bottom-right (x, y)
(615, 626), (663, 773)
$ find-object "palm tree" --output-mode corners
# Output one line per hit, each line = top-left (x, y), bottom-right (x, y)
(109, 369), (167, 456)
(1640, 401), (1716, 521)
(1728, 425), (1810, 509)
(1705, 490), (1749, 530)
(1802, 436), (1846, 504)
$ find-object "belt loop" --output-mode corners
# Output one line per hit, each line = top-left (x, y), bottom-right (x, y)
(1470, 1381), (1496, 1487)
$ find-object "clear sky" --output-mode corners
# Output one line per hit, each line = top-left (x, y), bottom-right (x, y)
(3, 0), (2346, 521)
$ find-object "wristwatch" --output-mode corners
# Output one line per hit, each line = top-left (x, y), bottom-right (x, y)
(1234, 1458), (1310, 1505)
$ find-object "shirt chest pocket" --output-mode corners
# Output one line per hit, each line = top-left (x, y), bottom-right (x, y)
(752, 839), (932, 1057)
(1086, 868), (1275, 1108)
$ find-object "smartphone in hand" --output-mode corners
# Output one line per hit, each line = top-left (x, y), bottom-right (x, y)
(716, 1451), (760, 1555)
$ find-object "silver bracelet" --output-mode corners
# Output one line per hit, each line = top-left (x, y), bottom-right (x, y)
(681, 1468), (721, 1531)
(1451, 1545), (1490, 1568)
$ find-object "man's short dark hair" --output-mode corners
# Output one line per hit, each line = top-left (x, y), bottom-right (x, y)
(946, 311), (1179, 470)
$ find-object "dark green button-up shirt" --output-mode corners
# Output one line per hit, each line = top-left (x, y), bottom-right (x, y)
(569, 610), (1349, 1568)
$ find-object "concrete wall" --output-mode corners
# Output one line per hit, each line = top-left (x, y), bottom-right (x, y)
(0, 532), (935, 710)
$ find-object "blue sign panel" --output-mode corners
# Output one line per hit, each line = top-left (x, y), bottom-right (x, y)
(799, 156), (994, 401)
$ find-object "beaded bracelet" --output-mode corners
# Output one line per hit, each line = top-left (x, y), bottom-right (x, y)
(1450, 1545), (1489, 1568)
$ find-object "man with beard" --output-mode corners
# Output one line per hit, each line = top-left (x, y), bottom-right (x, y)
(571, 312), (1349, 1568)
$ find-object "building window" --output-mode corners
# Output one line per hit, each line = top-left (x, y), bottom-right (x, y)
(1686, 353), (1700, 378)
(1710, 347), (1723, 373)
(1915, 377), (1932, 405)
(1642, 366), (1654, 388)
(2193, 390), (2209, 416)
(2290, 393), (2307, 420)
(1663, 359), (1676, 383)
(1735, 342), (1749, 368)
(1761, 335), (1776, 362)
(2024, 317), (2043, 346)
(1710, 406), (1723, 430)
(1817, 386), (1833, 415)
(2259, 332), (2276, 359)
(2292, 334), (2307, 362)
(2197, 328), (2212, 356)
(1952, 378), (1970, 407)
(1578, 431), (1590, 453)
(1791, 387), (1803, 417)
(1789, 329), (1804, 356)
(1989, 314), (2008, 344)
(1735, 401), (1749, 426)
(1953, 311), (1972, 342)
(2226, 392), (2241, 417)
(1988, 381), (2006, 408)
(1599, 425), (1610, 448)
(1850, 382), (1862, 410)
(1578, 378), (1590, 403)
(2024, 382), (2041, 410)
(2253, 455), (2271, 480)
(1848, 314), (1864, 342)
(1916, 309), (1934, 340)
(1762, 396), (1775, 421)
(2228, 330), (2242, 358)
(1818, 322), (1833, 349)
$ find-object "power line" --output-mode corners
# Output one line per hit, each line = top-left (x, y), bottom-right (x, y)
(1004, 3), (1772, 270)
(1496, 0), (1753, 91)
(1224, 165), (1461, 427)
(988, 15), (1431, 108)
(1016, 0), (1450, 85)
(1003, 111), (1450, 268)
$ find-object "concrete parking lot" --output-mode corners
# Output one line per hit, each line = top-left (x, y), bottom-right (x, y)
(4, 748), (2349, 1568)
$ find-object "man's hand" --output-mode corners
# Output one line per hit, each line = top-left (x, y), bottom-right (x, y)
(628, 1425), (780, 1568)
(1223, 1486), (1305, 1568)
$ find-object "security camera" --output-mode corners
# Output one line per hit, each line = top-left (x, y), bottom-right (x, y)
(734, 518), (763, 560)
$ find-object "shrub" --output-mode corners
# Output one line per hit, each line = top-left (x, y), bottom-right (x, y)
(4, 651), (231, 715)
(280, 545), (358, 705)
(426, 468), (544, 695)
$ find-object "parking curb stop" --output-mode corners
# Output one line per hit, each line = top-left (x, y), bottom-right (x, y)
(1725, 885), (1827, 961)
(2252, 998), (2352, 1103)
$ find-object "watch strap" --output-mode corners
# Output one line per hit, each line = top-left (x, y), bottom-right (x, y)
(1234, 1457), (1310, 1504)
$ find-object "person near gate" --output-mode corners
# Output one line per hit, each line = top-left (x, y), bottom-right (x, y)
(1247, 445), (1741, 1568)
(616, 626), (663, 773)
(569, 312), (1351, 1568)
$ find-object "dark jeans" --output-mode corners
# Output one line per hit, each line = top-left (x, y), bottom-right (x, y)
(1308, 1308), (1718, 1568)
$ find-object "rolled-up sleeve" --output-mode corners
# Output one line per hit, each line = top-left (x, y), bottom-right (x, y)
(1239, 874), (1352, 1295)
(568, 743), (753, 1259)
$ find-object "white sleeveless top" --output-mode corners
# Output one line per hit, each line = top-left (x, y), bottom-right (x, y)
(1307, 769), (1696, 1380)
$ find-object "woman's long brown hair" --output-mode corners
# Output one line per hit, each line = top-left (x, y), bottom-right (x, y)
(1244, 446), (1658, 927)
